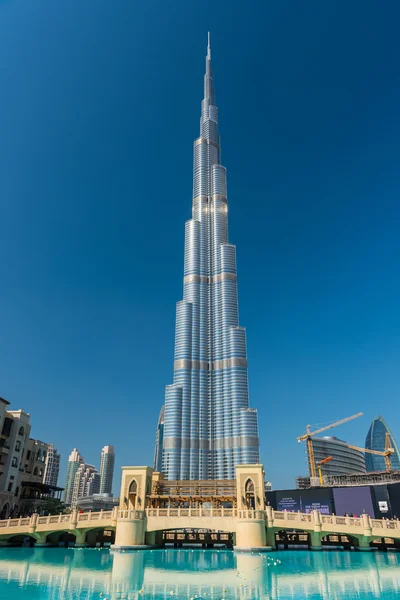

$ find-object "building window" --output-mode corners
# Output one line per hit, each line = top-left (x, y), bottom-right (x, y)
(11, 457), (18, 468)
(15, 486), (19, 497)
(26, 450), (31, 459)
(7, 481), (13, 492)
(33, 467), (38, 476)
(18, 426), (24, 436)
(1, 417), (13, 437)
(15, 441), (21, 452)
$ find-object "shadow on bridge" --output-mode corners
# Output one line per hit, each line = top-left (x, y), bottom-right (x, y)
(160, 529), (234, 549)
(2, 527), (116, 548)
(273, 529), (400, 551)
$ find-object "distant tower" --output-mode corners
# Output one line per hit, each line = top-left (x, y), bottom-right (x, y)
(85, 470), (101, 497)
(99, 445), (115, 494)
(43, 444), (61, 495)
(157, 34), (260, 480)
(365, 416), (400, 472)
(153, 406), (165, 472)
(64, 448), (84, 505)
(71, 463), (99, 508)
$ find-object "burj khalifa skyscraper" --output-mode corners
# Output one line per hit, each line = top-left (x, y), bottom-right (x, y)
(156, 35), (260, 481)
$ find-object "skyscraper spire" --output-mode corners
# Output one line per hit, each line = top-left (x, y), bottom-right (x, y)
(204, 32), (214, 104)
(157, 37), (260, 481)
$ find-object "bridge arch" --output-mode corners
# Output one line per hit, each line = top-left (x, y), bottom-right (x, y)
(244, 478), (255, 509)
(44, 531), (76, 546)
(7, 534), (36, 546)
(127, 479), (138, 509)
(275, 528), (311, 549)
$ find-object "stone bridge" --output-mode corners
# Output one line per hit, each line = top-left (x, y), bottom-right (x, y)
(1, 505), (400, 551)
(2, 463), (400, 550)
(0, 509), (117, 546)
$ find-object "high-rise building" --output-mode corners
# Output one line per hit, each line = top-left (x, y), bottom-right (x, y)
(99, 445), (115, 494)
(71, 463), (100, 508)
(158, 35), (260, 481)
(85, 470), (101, 497)
(64, 448), (84, 505)
(153, 407), (164, 473)
(365, 416), (400, 472)
(43, 444), (61, 492)
(310, 437), (366, 477)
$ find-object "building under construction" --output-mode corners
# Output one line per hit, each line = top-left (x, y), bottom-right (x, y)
(298, 412), (400, 486)
(297, 469), (400, 490)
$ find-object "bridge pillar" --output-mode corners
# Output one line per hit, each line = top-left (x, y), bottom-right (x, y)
(112, 510), (146, 550)
(356, 536), (373, 551)
(265, 506), (276, 548)
(310, 510), (322, 550)
(309, 531), (323, 550)
(355, 514), (373, 551)
(234, 465), (269, 552)
(74, 530), (87, 547)
(35, 533), (49, 547)
(265, 528), (276, 549)
(145, 530), (162, 546)
(234, 511), (269, 552)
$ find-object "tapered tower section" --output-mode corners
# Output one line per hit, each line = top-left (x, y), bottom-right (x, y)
(160, 35), (260, 480)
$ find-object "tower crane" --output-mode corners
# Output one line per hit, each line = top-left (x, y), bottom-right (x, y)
(297, 412), (363, 479)
(317, 456), (332, 486)
(346, 432), (394, 472)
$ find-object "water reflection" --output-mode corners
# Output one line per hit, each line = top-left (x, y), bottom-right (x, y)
(0, 548), (399, 599)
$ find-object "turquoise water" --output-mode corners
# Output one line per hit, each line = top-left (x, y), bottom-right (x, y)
(0, 548), (399, 599)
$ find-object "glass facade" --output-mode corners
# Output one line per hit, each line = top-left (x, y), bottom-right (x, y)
(64, 448), (83, 506)
(365, 416), (400, 472)
(153, 407), (164, 473)
(159, 35), (260, 480)
(312, 436), (366, 476)
(99, 445), (115, 494)
(43, 444), (60, 496)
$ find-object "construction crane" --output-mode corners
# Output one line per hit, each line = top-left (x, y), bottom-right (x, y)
(317, 456), (332, 486)
(346, 433), (394, 472)
(297, 412), (363, 479)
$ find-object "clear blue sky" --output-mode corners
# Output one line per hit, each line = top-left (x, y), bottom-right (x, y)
(1, 0), (399, 492)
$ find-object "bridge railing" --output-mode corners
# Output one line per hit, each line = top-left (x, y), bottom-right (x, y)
(145, 507), (238, 518)
(0, 509), (117, 530)
(118, 509), (145, 520)
(1, 507), (400, 533)
(271, 510), (400, 531)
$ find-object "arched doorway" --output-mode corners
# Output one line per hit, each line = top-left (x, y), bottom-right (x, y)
(245, 479), (255, 509)
(0, 503), (9, 519)
(128, 480), (138, 509)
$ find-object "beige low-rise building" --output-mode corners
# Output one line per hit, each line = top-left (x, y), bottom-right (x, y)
(0, 397), (62, 518)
